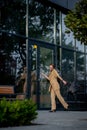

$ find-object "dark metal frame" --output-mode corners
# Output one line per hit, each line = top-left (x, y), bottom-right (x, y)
(27, 38), (56, 108)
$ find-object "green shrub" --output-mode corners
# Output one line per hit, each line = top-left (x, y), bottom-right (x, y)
(0, 98), (38, 127)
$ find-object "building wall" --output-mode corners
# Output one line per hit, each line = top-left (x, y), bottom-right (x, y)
(28, 0), (87, 107)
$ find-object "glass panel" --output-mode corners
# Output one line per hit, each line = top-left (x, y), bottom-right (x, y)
(57, 46), (60, 69)
(61, 49), (74, 97)
(62, 14), (75, 49)
(62, 49), (74, 82)
(56, 11), (60, 44)
(0, 0), (26, 89)
(29, 0), (54, 43)
(30, 45), (37, 103)
(76, 52), (85, 93)
(76, 40), (84, 52)
(86, 54), (87, 94)
(86, 46), (87, 52)
(40, 47), (53, 108)
(86, 47), (87, 94)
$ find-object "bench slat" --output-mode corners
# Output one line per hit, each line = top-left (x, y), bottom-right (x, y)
(0, 86), (14, 94)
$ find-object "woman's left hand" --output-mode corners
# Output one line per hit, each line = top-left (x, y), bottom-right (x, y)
(63, 80), (67, 85)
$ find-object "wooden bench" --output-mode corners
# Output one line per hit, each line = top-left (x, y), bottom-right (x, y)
(0, 86), (26, 100)
(0, 85), (16, 100)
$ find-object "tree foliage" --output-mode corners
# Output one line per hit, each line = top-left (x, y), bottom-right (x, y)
(0, 0), (54, 84)
(0, 0), (26, 84)
(64, 0), (87, 45)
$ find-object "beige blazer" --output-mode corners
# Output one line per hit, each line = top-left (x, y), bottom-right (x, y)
(48, 69), (60, 91)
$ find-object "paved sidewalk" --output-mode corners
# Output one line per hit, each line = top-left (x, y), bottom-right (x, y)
(0, 111), (87, 130)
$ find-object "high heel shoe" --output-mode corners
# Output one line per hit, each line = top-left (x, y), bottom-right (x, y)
(64, 105), (70, 111)
(49, 109), (56, 112)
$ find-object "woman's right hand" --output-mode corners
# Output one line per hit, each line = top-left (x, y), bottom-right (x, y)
(63, 80), (67, 85)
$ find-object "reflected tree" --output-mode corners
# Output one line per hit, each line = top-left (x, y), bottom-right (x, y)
(0, 0), (54, 85)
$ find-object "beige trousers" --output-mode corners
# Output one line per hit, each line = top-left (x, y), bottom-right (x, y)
(50, 88), (68, 110)
(23, 80), (27, 93)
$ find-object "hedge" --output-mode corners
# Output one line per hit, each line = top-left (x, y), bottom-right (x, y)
(0, 98), (38, 127)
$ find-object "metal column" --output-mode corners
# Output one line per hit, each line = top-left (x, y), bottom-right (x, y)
(84, 44), (86, 93)
(59, 11), (62, 74)
(74, 39), (77, 81)
(36, 46), (40, 109)
(26, 0), (31, 99)
(54, 9), (57, 68)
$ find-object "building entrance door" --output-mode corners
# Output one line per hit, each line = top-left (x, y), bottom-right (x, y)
(28, 39), (56, 109)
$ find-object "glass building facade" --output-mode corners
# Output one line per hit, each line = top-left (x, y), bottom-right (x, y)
(27, 0), (87, 109)
(0, 0), (87, 110)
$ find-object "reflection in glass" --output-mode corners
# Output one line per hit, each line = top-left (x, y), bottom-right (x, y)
(61, 49), (74, 97)
(76, 52), (85, 92)
(85, 47), (87, 94)
(29, 1), (54, 43)
(30, 45), (37, 102)
(40, 47), (53, 108)
(76, 40), (84, 52)
(56, 10), (60, 44)
(62, 49), (74, 82)
(62, 14), (74, 48)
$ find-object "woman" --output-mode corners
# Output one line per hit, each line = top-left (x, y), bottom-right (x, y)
(16, 66), (27, 93)
(42, 64), (69, 112)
